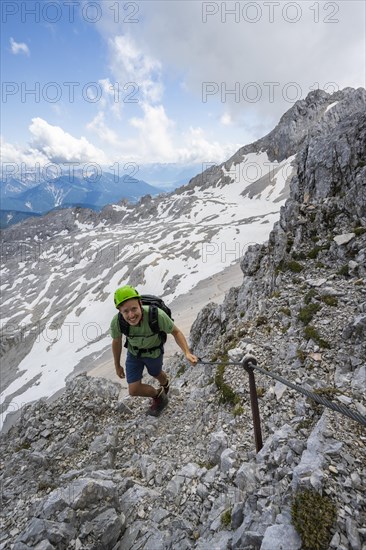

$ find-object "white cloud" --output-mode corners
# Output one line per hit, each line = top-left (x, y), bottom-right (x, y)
(10, 37), (30, 56)
(98, 78), (122, 117)
(109, 35), (163, 104)
(1, 119), (109, 172)
(0, 136), (48, 167)
(129, 102), (175, 160)
(98, 31), (240, 163)
(83, 102), (238, 164)
(92, 0), (365, 164)
(29, 118), (108, 164)
(130, 1), (366, 123)
(114, 107), (238, 164)
(6, 1), (363, 170)
(87, 112), (119, 145)
(177, 127), (240, 164)
(220, 113), (233, 126)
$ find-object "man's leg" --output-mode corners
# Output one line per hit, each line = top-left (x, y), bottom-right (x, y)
(156, 371), (168, 385)
(124, 352), (168, 415)
(126, 352), (159, 398)
(143, 355), (169, 415)
(155, 371), (170, 394)
(145, 355), (170, 394)
(128, 380), (159, 398)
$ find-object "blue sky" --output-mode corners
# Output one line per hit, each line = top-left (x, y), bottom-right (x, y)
(1, 0), (365, 174)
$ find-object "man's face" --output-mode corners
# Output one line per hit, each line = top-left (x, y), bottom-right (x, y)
(119, 298), (142, 326)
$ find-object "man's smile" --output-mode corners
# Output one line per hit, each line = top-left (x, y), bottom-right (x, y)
(128, 316), (139, 324)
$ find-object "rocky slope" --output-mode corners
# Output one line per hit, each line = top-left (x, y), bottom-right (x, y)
(6, 89), (355, 424)
(0, 89), (365, 549)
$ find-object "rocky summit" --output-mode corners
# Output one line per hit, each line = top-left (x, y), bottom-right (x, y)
(1, 87), (366, 550)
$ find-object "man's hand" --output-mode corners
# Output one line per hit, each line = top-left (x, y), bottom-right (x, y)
(185, 353), (198, 365)
(115, 365), (125, 379)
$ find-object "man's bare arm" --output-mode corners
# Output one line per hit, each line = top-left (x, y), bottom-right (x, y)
(171, 326), (198, 365)
(112, 337), (125, 378)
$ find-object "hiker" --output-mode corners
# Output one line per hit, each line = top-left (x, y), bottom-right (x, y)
(110, 285), (198, 416)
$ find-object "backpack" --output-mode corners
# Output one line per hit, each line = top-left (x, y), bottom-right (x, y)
(117, 295), (173, 353)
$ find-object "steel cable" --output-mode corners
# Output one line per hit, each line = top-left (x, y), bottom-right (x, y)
(197, 358), (366, 427)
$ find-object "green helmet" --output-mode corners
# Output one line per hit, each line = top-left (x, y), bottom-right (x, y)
(114, 285), (141, 308)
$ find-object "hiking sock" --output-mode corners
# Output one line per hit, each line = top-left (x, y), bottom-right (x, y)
(161, 378), (170, 395)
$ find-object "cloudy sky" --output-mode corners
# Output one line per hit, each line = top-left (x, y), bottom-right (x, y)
(1, 0), (365, 173)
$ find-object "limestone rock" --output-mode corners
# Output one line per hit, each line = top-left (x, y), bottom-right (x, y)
(261, 524), (302, 550)
(334, 233), (355, 246)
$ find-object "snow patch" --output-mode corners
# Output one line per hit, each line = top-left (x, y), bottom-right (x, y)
(325, 101), (339, 113)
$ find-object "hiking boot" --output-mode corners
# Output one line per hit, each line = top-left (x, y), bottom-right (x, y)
(146, 388), (168, 417)
(161, 378), (170, 395)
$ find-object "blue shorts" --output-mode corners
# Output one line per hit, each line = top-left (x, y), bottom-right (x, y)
(125, 351), (164, 384)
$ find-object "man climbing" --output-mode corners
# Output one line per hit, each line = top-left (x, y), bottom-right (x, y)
(110, 285), (198, 416)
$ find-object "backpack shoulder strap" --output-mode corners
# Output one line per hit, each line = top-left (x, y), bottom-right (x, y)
(148, 304), (160, 334)
(118, 312), (130, 336)
(148, 305), (168, 347)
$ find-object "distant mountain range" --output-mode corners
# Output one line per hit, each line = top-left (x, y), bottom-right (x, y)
(0, 173), (164, 228)
(0, 163), (205, 228)
(136, 163), (204, 190)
